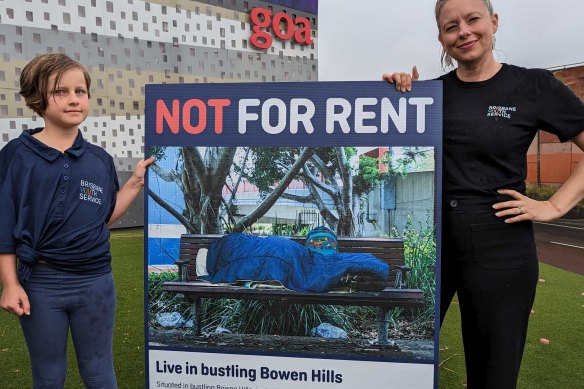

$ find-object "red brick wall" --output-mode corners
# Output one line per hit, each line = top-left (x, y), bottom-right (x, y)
(526, 65), (584, 186)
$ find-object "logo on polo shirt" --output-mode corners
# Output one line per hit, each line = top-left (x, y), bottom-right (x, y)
(487, 105), (516, 119)
(80, 180), (103, 205)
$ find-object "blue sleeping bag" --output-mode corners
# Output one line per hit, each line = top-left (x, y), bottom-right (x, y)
(200, 233), (389, 292)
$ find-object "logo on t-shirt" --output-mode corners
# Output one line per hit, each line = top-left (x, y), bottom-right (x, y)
(79, 180), (103, 205)
(487, 105), (516, 119)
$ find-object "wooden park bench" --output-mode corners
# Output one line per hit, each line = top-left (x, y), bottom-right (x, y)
(162, 234), (425, 344)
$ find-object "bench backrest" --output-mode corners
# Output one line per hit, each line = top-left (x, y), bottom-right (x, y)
(178, 234), (405, 286)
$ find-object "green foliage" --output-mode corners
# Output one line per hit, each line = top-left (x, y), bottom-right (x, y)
(239, 147), (360, 198)
(235, 147), (302, 197)
(390, 211), (437, 321)
(202, 299), (359, 336)
(353, 155), (384, 196)
(383, 147), (433, 176)
(526, 184), (559, 201)
(149, 145), (167, 161)
(271, 223), (310, 236)
(147, 271), (191, 327)
(526, 184), (584, 209)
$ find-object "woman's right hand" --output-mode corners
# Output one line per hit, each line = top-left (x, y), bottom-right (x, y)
(0, 284), (30, 316)
(382, 65), (419, 92)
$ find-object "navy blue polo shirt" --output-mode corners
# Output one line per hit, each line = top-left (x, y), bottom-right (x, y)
(0, 128), (119, 281)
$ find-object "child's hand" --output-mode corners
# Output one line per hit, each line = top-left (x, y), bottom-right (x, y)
(107, 157), (155, 226)
(129, 156), (156, 188)
(0, 284), (30, 316)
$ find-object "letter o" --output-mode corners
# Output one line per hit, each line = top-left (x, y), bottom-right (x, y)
(261, 98), (287, 134)
(272, 12), (294, 40)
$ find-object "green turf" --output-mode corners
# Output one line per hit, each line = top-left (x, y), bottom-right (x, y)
(0, 229), (146, 388)
(1, 230), (582, 388)
(439, 263), (584, 388)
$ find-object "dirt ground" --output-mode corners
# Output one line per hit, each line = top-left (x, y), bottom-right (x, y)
(149, 327), (435, 361)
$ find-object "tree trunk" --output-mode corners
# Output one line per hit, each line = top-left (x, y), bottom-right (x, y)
(150, 147), (237, 234)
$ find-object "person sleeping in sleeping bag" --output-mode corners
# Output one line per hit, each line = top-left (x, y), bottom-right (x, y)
(197, 233), (389, 293)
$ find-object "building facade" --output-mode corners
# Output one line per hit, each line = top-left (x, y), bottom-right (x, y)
(526, 64), (584, 187)
(0, 0), (319, 227)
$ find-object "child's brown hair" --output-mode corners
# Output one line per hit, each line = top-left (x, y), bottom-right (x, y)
(19, 53), (91, 117)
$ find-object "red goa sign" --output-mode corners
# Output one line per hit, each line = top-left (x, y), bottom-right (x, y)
(249, 7), (314, 50)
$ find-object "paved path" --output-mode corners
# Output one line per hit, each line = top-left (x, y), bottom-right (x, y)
(534, 218), (584, 275)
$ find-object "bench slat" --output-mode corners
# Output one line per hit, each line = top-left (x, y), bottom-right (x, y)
(163, 282), (424, 308)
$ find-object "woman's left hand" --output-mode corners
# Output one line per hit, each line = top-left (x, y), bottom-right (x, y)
(493, 189), (562, 223)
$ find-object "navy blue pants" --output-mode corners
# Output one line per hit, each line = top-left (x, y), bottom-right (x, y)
(441, 197), (539, 389)
(19, 263), (118, 389)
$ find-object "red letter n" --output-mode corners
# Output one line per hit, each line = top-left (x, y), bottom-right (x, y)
(156, 99), (179, 134)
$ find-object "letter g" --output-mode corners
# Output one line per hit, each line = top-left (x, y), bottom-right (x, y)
(250, 8), (272, 49)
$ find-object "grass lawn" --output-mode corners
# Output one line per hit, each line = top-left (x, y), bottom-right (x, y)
(0, 229), (145, 388)
(439, 262), (584, 388)
(1, 229), (582, 388)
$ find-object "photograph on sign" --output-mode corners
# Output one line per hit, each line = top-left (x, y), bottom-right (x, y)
(144, 80), (441, 388)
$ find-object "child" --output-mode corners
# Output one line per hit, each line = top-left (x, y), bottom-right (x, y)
(0, 53), (154, 388)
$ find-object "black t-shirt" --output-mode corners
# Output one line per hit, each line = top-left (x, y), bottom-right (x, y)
(439, 63), (584, 198)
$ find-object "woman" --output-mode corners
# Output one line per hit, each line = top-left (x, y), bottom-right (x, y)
(383, 0), (584, 387)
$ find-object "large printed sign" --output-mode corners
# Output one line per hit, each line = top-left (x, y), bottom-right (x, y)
(150, 82), (439, 146)
(145, 81), (442, 389)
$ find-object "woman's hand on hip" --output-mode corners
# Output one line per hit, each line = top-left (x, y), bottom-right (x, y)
(493, 189), (563, 223)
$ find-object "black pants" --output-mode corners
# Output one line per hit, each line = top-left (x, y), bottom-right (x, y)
(441, 198), (539, 389)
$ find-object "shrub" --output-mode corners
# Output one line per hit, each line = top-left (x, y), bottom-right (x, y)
(203, 300), (360, 336)
(526, 185), (558, 202)
(147, 271), (191, 327)
(147, 271), (362, 336)
(390, 211), (437, 322)
(526, 184), (584, 211)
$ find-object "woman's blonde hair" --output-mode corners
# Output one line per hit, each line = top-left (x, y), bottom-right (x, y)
(19, 53), (91, 117)
(435, 0), (496, 69)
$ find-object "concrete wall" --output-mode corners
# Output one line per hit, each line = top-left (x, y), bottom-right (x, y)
(363, 171), (435, 237)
